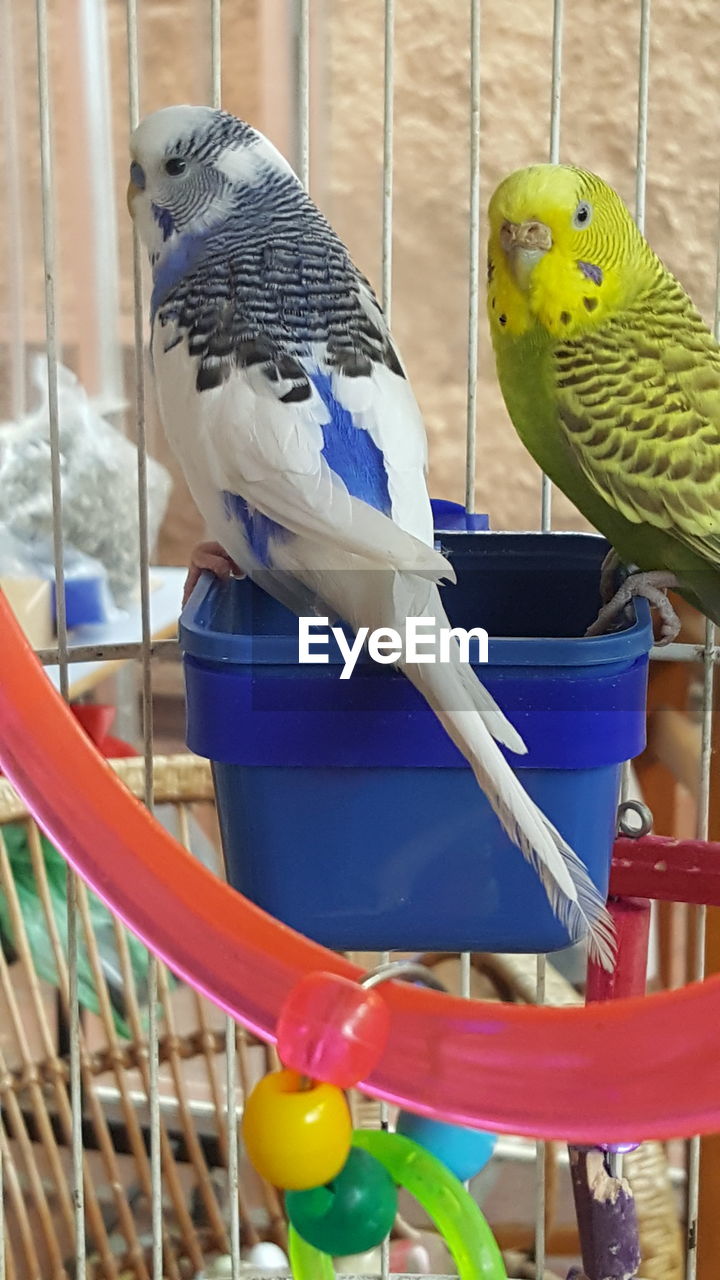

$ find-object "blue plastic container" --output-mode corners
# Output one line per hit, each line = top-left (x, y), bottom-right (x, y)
(180, 528), (652, 953)
(53, 574), (109, 629)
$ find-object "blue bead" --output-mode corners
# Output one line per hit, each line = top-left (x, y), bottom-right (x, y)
(395, 1112), (496, 1182)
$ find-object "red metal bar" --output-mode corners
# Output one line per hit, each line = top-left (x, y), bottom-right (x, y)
(610, 835), (720, 906)
(567, 899), (650, 1279)
(587, 897), (651, 1003)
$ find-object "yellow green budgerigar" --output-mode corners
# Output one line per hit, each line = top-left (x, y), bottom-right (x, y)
(487, 164), (720, 640)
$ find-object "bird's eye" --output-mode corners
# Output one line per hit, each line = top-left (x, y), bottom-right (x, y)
(164, 157), (187, 177)
(572, 201), (593, 229)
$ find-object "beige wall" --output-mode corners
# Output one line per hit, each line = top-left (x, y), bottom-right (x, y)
(4, 0), (720, 559)
(324, 0), (720, 532)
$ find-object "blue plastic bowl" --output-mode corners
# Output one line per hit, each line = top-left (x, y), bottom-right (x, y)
(180, 529), (652, 953)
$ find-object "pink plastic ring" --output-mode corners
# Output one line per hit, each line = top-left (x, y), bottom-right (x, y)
(2, 589), (720, 1145)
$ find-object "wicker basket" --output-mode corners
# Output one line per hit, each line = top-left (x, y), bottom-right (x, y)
(0, 754), (285, 1280)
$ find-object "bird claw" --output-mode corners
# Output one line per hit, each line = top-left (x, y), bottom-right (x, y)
(598, 549), (622, 606)
(585, 570), (681, 646)
(182, 541), (245, 606)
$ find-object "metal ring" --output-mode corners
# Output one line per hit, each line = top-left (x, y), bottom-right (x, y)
(617, 799), (653, 838)
(360, 960), (448, 994)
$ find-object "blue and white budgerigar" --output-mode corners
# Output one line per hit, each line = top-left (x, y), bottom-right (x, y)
(128, 105), (614, 966)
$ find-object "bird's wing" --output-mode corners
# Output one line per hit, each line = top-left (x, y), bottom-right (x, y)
(196, 345), (452, 581)
(552, 287), (720, 564)
(346, 282), (432, 542)
(152, 230), (444, 576)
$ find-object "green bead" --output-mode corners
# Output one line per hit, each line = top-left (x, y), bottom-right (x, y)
(286, 1147), (398, 1257)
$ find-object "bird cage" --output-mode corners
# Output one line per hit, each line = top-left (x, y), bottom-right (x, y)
(0, 1), (718, 1278)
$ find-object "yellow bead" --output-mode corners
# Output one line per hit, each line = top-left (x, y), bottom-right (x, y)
(241, 1068), (352, 1190)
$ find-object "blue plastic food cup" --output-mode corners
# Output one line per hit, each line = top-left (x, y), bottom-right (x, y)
(180, 525), (652, 953)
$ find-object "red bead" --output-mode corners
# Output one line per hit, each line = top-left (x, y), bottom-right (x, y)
(276, 971), (391, 1088)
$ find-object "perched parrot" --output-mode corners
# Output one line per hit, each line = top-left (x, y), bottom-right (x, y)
(487, 163), (720, 641)
(128, 106), (613, 965)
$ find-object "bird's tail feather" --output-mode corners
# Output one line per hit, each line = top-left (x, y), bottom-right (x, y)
(452, 651), (527, 755)
(398, 601), (616, 971)
(291, 562), (616, 969)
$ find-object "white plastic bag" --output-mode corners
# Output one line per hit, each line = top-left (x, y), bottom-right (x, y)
(0, 360), (172, 607)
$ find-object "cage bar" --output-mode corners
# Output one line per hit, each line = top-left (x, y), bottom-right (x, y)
(381, 0), (395, 321)
(35, 0), (68, 698)
(684, 36), (720, 1272)
(540, 0), (564, 533)
(548, 0), (563, 166)
(1, 0), (25, 420)
(225, 1016), (241, 1278)
(210, 0), (221, 109)
(635, 0), (651, 233)
(465, 0), (481, 516)
(295, 0), (310, 189)
(34, 4), (88, 1278)
(125, 5), (164, 1280)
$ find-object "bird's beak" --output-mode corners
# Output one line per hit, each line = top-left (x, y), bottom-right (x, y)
(126, 160), (146, 217)
(499, 218), (552, 287)
(126, 180), (141, 217)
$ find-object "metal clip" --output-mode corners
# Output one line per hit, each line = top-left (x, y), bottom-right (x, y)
(360, 959), (448, 994)
(617, 798), (653, 838)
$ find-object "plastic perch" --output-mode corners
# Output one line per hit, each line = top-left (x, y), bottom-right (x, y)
(567, 1149), (641, 1280)
(567, 897), (650, 1280)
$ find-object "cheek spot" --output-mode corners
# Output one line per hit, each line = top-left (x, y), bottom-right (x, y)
(578, 260), (604, 286)
(583, 296), (599, 312)
(498, 313), (507, 326)
(151, 203), (175, 242)
(560, 310), (571, 325)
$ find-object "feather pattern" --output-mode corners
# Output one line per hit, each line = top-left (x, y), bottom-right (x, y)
(553, 276), (720, 560)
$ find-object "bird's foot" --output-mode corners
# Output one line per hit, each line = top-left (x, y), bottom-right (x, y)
(182, 541), (245, 606)
(598, 548), (622, 605)
(585, 569), (681, 646)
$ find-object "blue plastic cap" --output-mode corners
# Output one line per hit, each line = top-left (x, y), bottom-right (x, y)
(431, 498), (489, 532)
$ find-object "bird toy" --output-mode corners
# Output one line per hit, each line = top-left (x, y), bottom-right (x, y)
(242, 967), (505, 1278)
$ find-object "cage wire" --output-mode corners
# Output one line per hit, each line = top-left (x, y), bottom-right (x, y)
(0, 0), (716, 1276)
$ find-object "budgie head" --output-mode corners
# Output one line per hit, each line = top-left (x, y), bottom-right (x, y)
(487, 165), (655, 341)
(128, 105), (297, 264)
